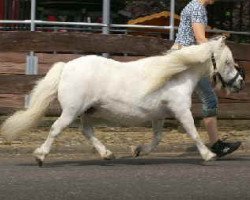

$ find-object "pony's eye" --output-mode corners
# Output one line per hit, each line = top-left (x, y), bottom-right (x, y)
(225, 60), (230, 65)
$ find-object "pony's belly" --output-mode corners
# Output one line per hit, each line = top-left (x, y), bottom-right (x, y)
(87, 109), (149, 126)
(85, 104), (170, 126)
(88, 115), (148, 126)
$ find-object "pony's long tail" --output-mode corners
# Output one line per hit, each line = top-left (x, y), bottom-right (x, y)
(1, 62), (65, 141)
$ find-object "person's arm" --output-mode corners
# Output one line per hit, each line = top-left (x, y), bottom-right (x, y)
(191, 5), (208, 44)
(192, 23), (208, 44)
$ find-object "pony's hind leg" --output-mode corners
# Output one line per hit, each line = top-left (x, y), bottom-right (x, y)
(175, 108), (216, 161)
(131, 120), (164, 157)
(80, 115), (115, 160)
(33, 110), (77, 166)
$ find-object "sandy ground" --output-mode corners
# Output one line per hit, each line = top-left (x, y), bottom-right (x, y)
(1, 120), (250, 156)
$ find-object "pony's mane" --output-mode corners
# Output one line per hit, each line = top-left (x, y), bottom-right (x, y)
(145, 39), (221, 93)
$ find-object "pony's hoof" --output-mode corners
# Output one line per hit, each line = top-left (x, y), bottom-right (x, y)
(201, 156), (217, 166)
(131, 145), (142, 157)
(35, 158), (43, 167)
(203, 152), (217, 162)
(33, 148), (47, 166)
(102, 150), (115, 160)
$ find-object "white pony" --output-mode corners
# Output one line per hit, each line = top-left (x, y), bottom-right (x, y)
(1, 36), (244, 166)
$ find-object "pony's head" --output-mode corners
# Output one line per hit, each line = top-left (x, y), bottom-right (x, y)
(209, 36), (245, 93)
(145, 36), (245, 94)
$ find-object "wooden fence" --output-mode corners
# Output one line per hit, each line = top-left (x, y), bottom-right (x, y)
(0, 31), (250, 119)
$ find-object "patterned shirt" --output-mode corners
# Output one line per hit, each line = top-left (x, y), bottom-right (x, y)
(175, 0), (208, 46)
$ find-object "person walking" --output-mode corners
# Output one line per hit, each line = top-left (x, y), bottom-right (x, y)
(173, 0), (241, 157)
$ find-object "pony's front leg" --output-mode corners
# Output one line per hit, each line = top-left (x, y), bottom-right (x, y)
(175, 109), (216, 161)
(80, 116), (115, 160)
(33, 110), (76, 166)
(132, 120), (164, 157)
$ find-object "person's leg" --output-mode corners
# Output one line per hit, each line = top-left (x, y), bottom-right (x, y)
(203, 116), (219, 144)
(196, 77), (241, 157)
(196, 77), (219, 144)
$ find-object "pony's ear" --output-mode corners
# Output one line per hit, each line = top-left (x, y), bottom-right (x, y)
(210, 35), (227, 46)
(217, 35), (226, 47)
(221, 34), (228, 41)
(219, 35), (226, 42)
(209, 35), (226, 52)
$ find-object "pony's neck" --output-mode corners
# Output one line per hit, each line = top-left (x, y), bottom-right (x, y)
(176, 63), (212, 98)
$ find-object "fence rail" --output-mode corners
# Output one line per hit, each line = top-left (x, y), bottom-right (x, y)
(1, 20), (250, 36)
(0, 32), (172, 55)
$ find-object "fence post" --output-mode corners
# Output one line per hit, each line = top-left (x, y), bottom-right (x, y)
(25, 0), (38, 108)
(102, 0), (110, 58)
(169, 0), (175, 41)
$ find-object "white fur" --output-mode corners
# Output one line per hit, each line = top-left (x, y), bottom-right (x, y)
(0, 37), (243, 163)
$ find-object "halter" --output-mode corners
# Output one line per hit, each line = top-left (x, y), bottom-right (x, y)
(211, 53), (245, 88)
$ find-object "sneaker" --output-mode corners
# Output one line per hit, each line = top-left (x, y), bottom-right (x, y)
(211, 139), (241, 158)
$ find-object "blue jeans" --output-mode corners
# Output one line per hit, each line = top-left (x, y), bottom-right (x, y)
(195, 77), (218, 118)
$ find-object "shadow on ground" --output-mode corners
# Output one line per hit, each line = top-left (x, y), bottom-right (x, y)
(16, 154), (250, 168)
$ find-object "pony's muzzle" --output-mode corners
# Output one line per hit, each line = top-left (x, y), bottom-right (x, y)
(236, 64), (246, 90)
(233, 78), (245, 92)
(239, 79), (245, 90)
